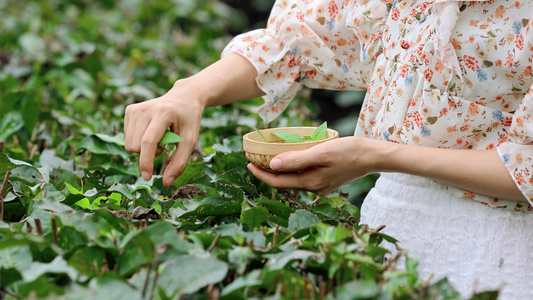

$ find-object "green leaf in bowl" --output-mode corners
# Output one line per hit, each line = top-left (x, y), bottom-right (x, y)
(250, 125), (268, 142)
(311, 121), (327, 141)
(272, 131), (304, 143)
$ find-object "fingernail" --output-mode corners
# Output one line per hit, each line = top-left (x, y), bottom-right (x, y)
(167, 177), (176, 186)
(270, 158), (282, 170)
(141, 171), (150, 181)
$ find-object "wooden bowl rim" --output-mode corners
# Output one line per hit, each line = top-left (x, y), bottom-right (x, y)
(243, 127), (339, 156)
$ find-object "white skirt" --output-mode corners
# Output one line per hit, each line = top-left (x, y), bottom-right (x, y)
(360, 173), (533, 300)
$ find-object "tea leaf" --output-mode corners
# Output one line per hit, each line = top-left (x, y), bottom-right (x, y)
(250, 125), (268, 142)
(272, 131), (304, 143)
(311, 121), (328, 141)
(158, 131), (183, 146)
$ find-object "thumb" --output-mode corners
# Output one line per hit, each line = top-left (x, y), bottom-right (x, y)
(269, 149), (320, 172)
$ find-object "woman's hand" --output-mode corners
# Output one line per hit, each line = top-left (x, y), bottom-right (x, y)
(247, 135), (527, 201)
(124, 81), (204, 187)
(247, 136), (379, 196)
(124, 53), (264, 187)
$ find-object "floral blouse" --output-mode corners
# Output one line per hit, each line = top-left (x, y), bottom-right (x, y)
(222, 0), (533, 211)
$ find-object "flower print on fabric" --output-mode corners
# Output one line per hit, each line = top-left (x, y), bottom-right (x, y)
(222, 0), (533, 211)
(222, 0), (390, 123)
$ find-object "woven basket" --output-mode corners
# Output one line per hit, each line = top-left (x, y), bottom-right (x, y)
(243, 127), (339, 170)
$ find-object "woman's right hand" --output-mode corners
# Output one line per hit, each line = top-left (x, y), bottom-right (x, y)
(124, 53), (263, 187)
(124, 80), (204, 187)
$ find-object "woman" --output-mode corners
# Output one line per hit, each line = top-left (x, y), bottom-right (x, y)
(124, 0), (533, 298)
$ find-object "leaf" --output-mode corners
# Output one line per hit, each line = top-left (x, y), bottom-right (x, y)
(0, 111), (24, 142)
(158, 131), (183, 146)
(221, 269), (262, 296)
(250, 125), (268, 142)
(94, 133), (125, 146)
(0, 267), (22, 288)
(311, 121), (327, 141)
(171, 162), (206, 189)
(0, 246), (33, 273)
(228, 246), (255, 274)
(50, 168), (82, 191)
(58, 226), (89, 253)
(38, 150), (75, 173)
(266, 249), (316, 270)
(255, 198), (294, 220)
(333, 280), (380, 299)
(431, 278), (462, 299)
(0, 153), (38, 179)
(288, 209), (320, 231)
(272, 131), (304, 143)
(19, 32), (46, 61)
(68, 277), (143, 300)
(21, 256), (79, 283)
(108, 184), (134, 200)
(142, 222), (193, 253)
(169, 199), (241, 219)
(78, 135), (130, 159)
(68, 246), (107, 277)
(157, 255), (228, 296)
(468, 291), (500, 300)
(117, 233), (154, 276)
(240, 206), (268, 229)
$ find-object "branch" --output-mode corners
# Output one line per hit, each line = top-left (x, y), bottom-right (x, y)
(0, 170), (11, 222)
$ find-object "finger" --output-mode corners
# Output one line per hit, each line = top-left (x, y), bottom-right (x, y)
(163, 131), (198, 187)
(269, 146), (327, 172)
(139, 120), (169, 181)
(247, 163), (320, 191)
(124, 105), (134, 152)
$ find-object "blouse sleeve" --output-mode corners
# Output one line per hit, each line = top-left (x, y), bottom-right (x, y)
(221, 0), (392, 123)
(497, 85), (533, 206)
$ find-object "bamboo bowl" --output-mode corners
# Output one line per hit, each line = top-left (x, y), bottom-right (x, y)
(243, 127), (339, 170)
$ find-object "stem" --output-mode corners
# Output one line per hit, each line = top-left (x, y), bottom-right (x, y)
(142, 261), (153, 298)
(34, 218), (44, 235)
(0, 288), (20, 299)
(26, 221), (33, 234)
(273, 226), (279, 247)
(51, 217), (58, 245)
(250, 125), (267, 142)
(0, 170), (11, 222)
(207, 233), (222, 253)
(265, 273), (283, 296)
(149, 261), (161, 300)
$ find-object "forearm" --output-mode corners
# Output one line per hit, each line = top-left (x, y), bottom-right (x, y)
(174, 53), (264, 108)
(376, 141), (526, 201)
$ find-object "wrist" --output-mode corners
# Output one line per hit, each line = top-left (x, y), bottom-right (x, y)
(363, 138), (401, 174)
(170, 77), (211, 109)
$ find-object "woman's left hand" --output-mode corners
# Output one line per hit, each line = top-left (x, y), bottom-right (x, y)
(247, 136), (380, 196)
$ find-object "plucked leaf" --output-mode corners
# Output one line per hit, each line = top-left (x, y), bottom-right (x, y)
(158, 131), (183, 146)
(311, 121), (328, 141)
(272, 131), (304, 143)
